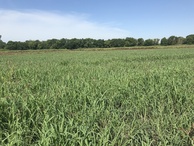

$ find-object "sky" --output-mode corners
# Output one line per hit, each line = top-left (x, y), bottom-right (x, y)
(0, 0), (194, 42)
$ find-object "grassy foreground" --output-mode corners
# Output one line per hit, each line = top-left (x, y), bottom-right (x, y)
(0, 48), (194, 145)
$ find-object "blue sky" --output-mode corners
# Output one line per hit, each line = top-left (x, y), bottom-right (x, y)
(0, 0), (194, 42)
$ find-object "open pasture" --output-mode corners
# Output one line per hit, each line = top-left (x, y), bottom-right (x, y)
(1, 48), (194, 145)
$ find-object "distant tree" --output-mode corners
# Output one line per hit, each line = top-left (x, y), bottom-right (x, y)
(186, 34), (194, 44)
(0, 35), (1, 40)
(168, 36), (178, 45)
(49, 40), (63, 49)
(46, 39), (58, 49)
(82, 38), (95, 48)
(110, 39), (125, 47)
(161, 37), (168, 46)
(3, 34), (193, 50)
(0, 40), (6, 49)
(94, 39), (105, 48)
(19, 42), (29, 50)
(125, 37), (137, 47)
(59, 38), (68, 49)
(137, 38), (144, 46)
(153, 38), (160, 45)
(25, 40), (41, 49)
(176, 37), (185, 45)
(5, 41), (15, 50)
(65, 38), (81, 49)
(144, 39), (154, 46)
(104, 40), (111, 48)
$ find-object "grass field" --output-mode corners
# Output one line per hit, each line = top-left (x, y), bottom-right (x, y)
(1, 48), (194, 145)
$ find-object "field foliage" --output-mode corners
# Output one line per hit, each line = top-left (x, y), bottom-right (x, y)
(1, 48), (194, 145)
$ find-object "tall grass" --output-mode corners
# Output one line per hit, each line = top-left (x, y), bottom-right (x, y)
(1, 48), (194, 145)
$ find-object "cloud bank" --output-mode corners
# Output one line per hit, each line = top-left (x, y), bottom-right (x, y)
(0, 9), (130, 42)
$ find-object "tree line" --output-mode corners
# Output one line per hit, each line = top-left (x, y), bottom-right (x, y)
(0, 34), (194, 50)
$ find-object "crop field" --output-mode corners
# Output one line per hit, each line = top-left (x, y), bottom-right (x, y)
(1, 48), (194, 145)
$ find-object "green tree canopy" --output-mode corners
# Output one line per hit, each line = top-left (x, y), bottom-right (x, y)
(125, 37), (137, 47)
(144, 39), (154, 46)
(168, 36), (178, 45)
(186, 34), (194, 44)
(137, 38), (144, 46)
(161, 37), (168, 46)
(2, 34), (193, 50)
(0, 40), (6, 49)
(110, 39), (125, 47)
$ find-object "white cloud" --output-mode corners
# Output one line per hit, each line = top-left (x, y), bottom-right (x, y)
(0, 9), (130, 42)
